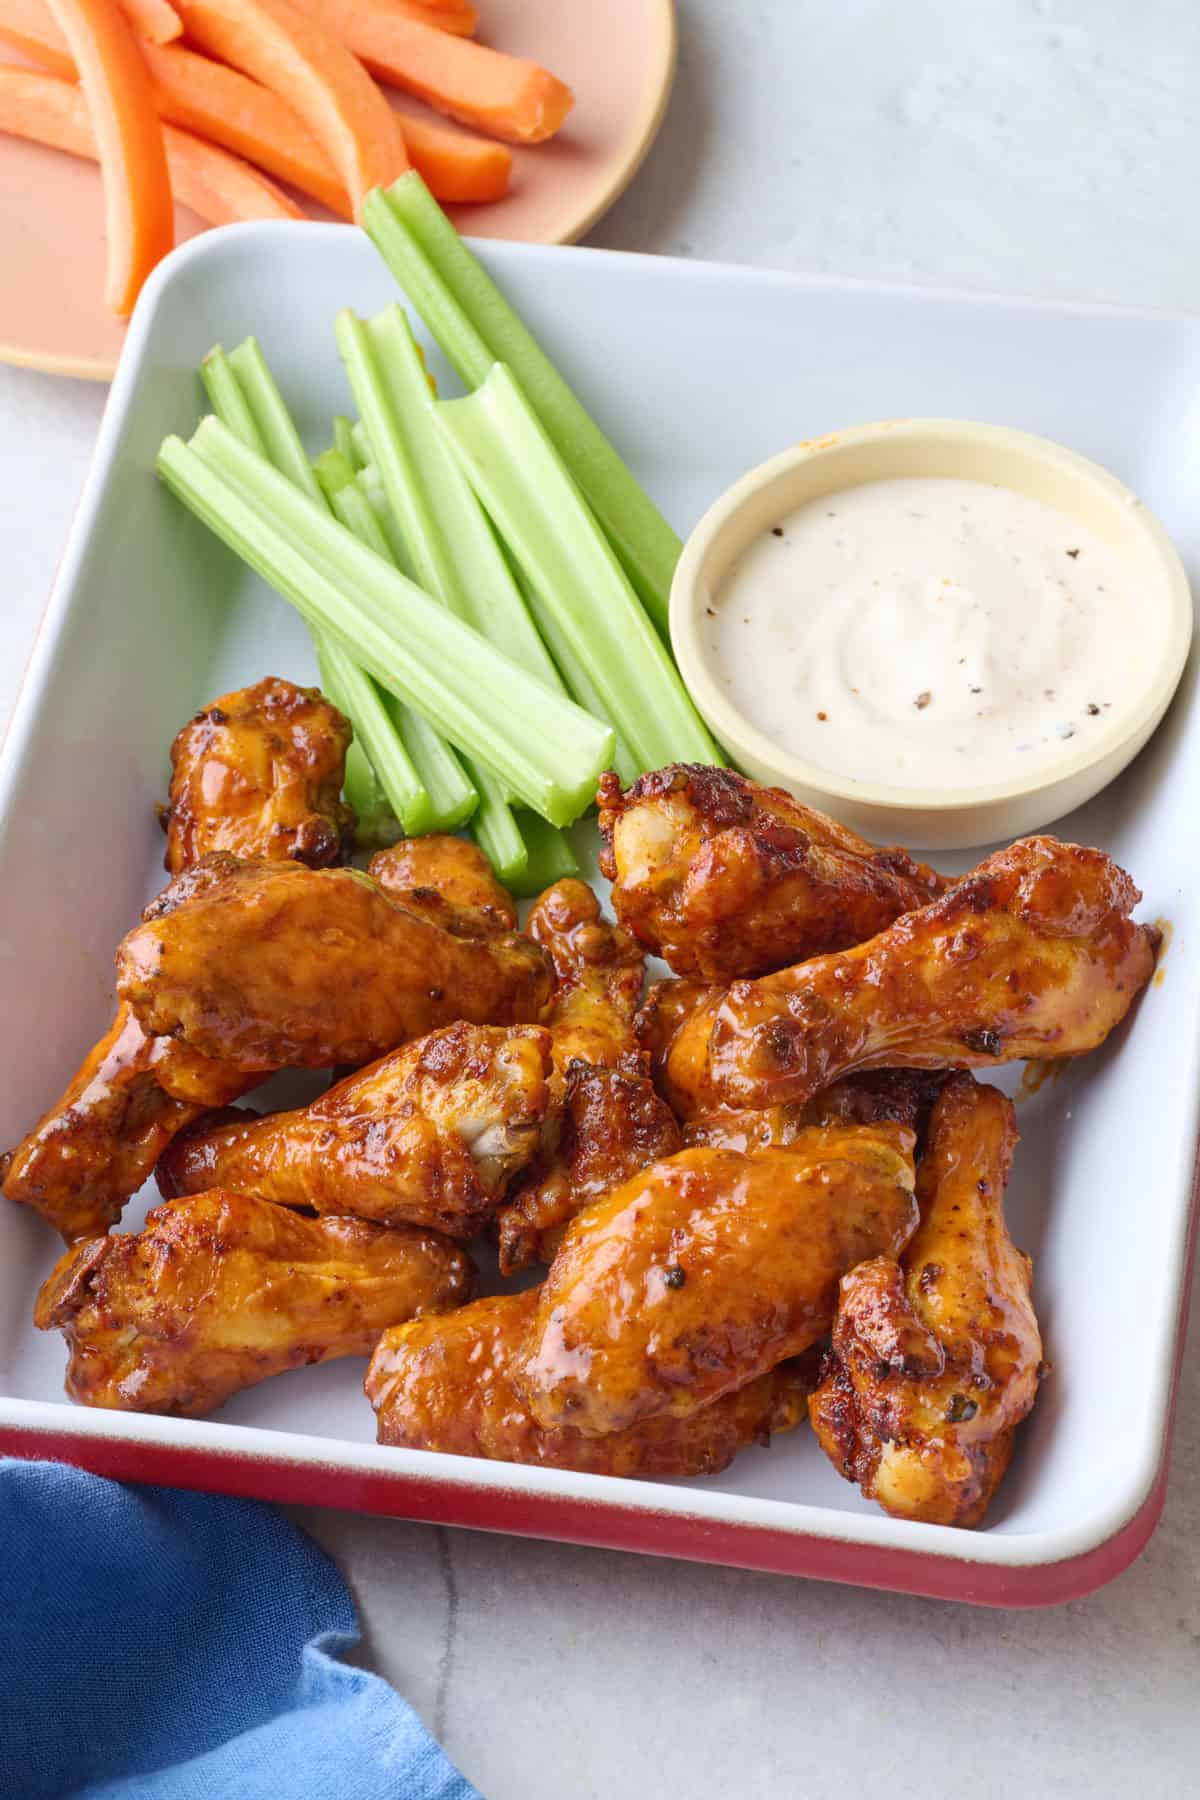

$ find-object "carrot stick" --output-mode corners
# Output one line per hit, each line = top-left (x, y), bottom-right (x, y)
(1, 0), (510, 209)
(42, 0), (172, 314)
(172, 0), (407, 215)
(1, 0), (347, 208)
(0, 64), (304, 222)
(287, 0), (574, 144)
(0, 0), (76, 72)
(365, 0), (477, 35)
(141, 41), (351, 214)
(117, 0), (178, 43)
(161, 116), (305, 221)
(396, 113), (508, 203)
(143, 43), (503, 207)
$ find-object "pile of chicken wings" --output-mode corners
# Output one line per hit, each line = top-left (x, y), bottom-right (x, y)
(3, 681), (1158, 1530)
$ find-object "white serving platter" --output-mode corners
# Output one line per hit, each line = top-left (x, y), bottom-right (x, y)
(1, 225), (1197, 1605)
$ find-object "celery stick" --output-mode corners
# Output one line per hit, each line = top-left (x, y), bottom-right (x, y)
(510, 562), (639, 789)
(210, 347), (474, 838)
(318, 651), (397, 846)
(436, 364), (722, 773)
(351, 419), (373, 469)
(508, 810), (580, 896)
(333, 415), (363, 469)
(312, 446), (360, 511)
(338, 307), (562, 683)
(345, 315), (635, 790)
(158, 420), (612, 826)
(226, 338), (323, 501)
(339, 742), (398, 848)
(467, 780), (528, 887)
(200, 349), (264, 451)
(203, 346), (435, 837)
(355, 464), (413, 574)
(221, 348), (447, 830)
(316, 624), (436, 837)
(381, 697), (479, 833)
(335, 304), (567, 879)
(363, 174), (681, 639)
(315, 449), (478, 833)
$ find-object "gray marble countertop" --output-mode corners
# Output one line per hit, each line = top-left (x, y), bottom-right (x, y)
(3, 4), (1199, 1794)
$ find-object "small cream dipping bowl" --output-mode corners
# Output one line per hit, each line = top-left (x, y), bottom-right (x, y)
(669, 419), (1194, 850)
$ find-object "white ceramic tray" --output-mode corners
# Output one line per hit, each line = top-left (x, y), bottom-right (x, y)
(2, 227), (1198, 1605)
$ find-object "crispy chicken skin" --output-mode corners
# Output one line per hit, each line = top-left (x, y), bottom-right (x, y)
(643, 836), (1157, 1118)
(516, 1126), (918, 1437)
(494, 879), (664, 1272)
(496, 1059), (683, 1274)
(117, 855), (553, 1072)
(367, 1289), (808, 1478)
(683, 1071), (949, 1153)
(158, 1023), (553, 1239)
(809, 1076), (1043, 1528)
(525, 879), (645, 1072)
(163, 677), (354, 875)
(35, 1191), (474, 1417)
(597, 765), (944, 981)
(367, 835), (518, 934)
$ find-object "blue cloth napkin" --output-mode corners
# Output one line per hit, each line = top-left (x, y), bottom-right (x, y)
(0, 1459), (481, 1800)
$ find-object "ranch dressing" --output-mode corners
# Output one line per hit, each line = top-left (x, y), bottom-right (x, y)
(707, 476), (1152, 790)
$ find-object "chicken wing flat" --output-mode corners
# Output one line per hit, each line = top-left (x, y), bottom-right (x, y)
(683, 1071), (949, 1153)
(525, 879), (645, 1071)
(598, 764), (944, 981)
(496, 1059), (683, 1274)
(809, 1075), (1043, 1527)
(117, 855), (553, 1071)
(163, 676), (354, 874)
(368, 835), (517, 934)
(516, 1125), (918, 1437)
(158, 1023), (553, 1239)
(644, 836), (1157, 1118)
(35, 1191), (474, 1417)
(367, 1289), (808, 1479)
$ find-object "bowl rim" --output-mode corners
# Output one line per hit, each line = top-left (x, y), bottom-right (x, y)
(669, 417), (1195, 813)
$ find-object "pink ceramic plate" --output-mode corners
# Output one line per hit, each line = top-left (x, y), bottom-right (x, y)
(0, 0), (676, 380)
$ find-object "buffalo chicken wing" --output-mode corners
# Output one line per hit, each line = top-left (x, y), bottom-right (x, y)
(516, 1126), (918, 1437)
(495, 878), (669, 1272)
(644, 836), (1157, 1117)
(117, 855), (553, 1071)
(598, 764), (944, 981)
(162, 677), (354, 874)
(3, 679), (360, 1240)
(809, 1075), (1043, 1527)
(158, 1023), (553, 1239)
(35, 1191), (473, 1416)
(0, 1006), (254, 1241)
(525, 878), (645, 1072)
(368, 1288), (808, 1479)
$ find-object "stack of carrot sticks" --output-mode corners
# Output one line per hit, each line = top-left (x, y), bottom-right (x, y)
(0, 0), (573, 316)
